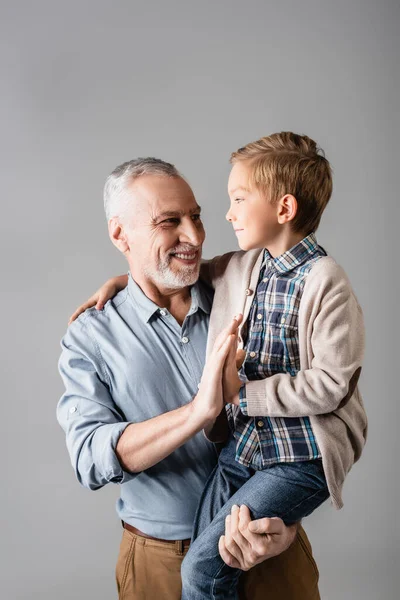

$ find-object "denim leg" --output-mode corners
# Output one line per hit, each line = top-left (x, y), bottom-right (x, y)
(191, 435), (254, 541)
(181, 456), (329, 600)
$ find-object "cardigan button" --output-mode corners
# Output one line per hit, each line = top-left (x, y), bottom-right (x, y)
(245, 288), (253, 296)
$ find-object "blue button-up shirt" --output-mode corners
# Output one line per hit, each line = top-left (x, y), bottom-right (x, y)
(57, 274), (218, 539)
(229, 233), (326, 469)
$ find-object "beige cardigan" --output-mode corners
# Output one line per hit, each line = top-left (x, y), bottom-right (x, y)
(200, 250), (368, 509)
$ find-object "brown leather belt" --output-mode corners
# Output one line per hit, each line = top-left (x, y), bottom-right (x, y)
(122, 521), (191, 547)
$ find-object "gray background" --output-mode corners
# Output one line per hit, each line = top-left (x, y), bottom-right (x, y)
(1, 1), (398, 598)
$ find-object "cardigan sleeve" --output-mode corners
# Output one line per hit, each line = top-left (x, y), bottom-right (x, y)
(243, 261), (365, 418)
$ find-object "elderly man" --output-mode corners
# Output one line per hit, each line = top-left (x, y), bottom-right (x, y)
(58, 158), (321, 600)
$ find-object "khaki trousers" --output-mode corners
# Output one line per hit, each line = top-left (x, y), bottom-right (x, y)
(115, 525), (320, 600)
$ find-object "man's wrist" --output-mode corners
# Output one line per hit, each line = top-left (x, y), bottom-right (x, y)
(189, 393), (218, 429)
(284, 522), (299, 551)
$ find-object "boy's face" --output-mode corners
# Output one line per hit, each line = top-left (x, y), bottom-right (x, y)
(226, 161), (281, 251)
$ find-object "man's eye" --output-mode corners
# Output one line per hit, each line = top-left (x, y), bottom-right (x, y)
(161, 218), (180, 224)
(192, 214), (202, 221)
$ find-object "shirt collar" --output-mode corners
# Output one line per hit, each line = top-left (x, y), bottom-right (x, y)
(188, 280), (212, 316)
(262, 232), (319, 274)
(127, 273), (211, 323)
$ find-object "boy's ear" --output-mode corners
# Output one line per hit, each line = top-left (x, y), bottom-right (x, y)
(108, 217), (130, 254)
(277, 194), (298, 225)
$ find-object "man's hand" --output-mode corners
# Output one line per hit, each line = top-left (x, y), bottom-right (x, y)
(218, 505), (297, 571)
(191, 323), (238, 426)
(222, 315), (246, 405)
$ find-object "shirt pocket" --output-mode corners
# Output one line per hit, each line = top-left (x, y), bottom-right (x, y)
(266, 310), (300, 373)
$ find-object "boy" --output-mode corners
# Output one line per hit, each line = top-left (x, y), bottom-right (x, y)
(71, 132), (367, 599)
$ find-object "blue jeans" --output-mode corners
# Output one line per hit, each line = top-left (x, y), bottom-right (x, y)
(181, 435), (329, 600)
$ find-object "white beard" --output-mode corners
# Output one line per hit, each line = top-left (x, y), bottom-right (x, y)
(143, 255), (201, 290)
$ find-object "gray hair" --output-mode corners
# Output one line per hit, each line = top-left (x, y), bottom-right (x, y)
(103, 157), (181, 220)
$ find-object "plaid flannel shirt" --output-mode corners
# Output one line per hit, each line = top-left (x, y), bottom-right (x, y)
(226, 233), (327, 469)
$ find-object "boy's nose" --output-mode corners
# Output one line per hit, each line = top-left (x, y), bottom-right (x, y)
(226, 207), (235, 222)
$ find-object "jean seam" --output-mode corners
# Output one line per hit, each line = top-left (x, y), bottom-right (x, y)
(280, 487), (329, 522)
(211, 560), (233, 600)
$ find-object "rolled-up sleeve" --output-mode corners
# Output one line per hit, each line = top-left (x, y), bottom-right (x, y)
(57, 317), (137, 490)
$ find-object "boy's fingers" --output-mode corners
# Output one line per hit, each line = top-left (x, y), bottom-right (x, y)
(217, 316), (242, 344)
(68, 294), (102, 325)
(215, 323), (237, 352)
(68, 305), (86, 324)
(235, 349), (246, 369)
(224, 333), (237, 366)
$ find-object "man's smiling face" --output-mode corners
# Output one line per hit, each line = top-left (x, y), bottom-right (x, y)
(121, 175), (205, 290)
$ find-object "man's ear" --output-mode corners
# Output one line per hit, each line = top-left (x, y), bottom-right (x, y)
(277, 194), (298, 225)
(108, 217), (129, 254)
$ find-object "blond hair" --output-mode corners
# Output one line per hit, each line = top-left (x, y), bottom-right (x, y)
(230, 132), (333, 234)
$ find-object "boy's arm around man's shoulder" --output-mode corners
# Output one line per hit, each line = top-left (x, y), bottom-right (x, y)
(242, 257), (365, 418)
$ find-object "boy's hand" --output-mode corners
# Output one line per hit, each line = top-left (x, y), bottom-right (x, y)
(222, 315), (246, 405)
(68, 274), (128, 324)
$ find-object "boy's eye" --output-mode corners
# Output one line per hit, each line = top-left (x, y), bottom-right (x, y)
(234, 198), (244, 203)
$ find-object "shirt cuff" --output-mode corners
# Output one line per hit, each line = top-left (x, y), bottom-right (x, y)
(95, 422), (138, 485)
(244, 382), (270, 417)
(239, 384), (248, 415)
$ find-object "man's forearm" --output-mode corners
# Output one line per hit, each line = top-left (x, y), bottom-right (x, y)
(116, 399), (208, 472)
(117, 324), (235, 472)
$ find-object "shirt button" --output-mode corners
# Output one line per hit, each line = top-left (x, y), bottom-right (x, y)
(257, 314), (262, 320)
(268, 260), (272, 267)
(281, 317), (286, 324)
(181, 337), (189, 344)
(160, 309), (167, 316)
(263, 278), (268, 283)
(245, 288), (253, 296)
(197, 383), (201, 389)
(69, 406), (77, 414)
(257, 420), (264, 428)
(249, 351), (256, 358)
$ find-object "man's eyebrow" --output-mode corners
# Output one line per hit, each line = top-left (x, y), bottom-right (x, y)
(153, 206), (202, 221)
(228, 186), (250, 195)
(154, 210), (183, 220)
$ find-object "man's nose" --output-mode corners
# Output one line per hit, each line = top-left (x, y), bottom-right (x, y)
(179, 220), (204, 246)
